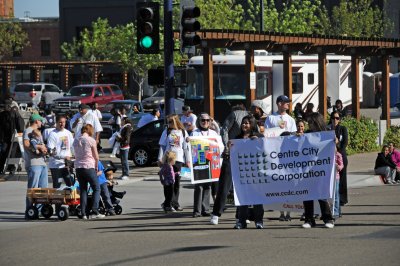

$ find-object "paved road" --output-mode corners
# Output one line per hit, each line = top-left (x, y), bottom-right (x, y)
(0, 151), (400, 265)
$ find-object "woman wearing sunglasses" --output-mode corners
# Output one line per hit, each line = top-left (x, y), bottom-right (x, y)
(158, 114), (190, 212)
(329, 111), (349, 209)
(190, 113), (224, 218)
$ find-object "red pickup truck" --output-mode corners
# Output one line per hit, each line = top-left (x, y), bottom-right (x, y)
(52, 84), (124, 113)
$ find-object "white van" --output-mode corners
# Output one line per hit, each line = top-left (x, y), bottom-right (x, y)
(13, 83), (63, 108)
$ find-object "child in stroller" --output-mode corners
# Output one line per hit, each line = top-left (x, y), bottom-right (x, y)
(102, 160), (126, 215)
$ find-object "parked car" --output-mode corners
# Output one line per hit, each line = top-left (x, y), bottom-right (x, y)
(13, 83), (63, 108)
(142, 88), (185, 113)
(129, 119), (164, 166)
(52, 84), (123, 114)
(100, 100), (147, 138)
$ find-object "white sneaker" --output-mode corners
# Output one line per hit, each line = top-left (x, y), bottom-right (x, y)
(120, 176), (129, 180)
(324, 222), (335, 229)
(109, 154), (116, 158)
(210, 215), (219, 225)
(302, 222), (312, 229)
(92, 213), (105, 219)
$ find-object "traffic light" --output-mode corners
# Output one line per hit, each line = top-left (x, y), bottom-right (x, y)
(180, 4), (201, 50)
(136, 2), (160, 54)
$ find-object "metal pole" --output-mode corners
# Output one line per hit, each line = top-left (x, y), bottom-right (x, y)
(260, 0), (264, 32)
(164, 0), (175, 116)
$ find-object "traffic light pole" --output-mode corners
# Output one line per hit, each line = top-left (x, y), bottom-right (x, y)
(164, 0), (175, 116)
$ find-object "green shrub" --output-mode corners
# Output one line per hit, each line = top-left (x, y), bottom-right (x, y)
(383, 125), (400, 147)
(340, 116), (379, 155)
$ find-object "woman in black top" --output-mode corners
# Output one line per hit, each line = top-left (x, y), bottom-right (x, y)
(374, 145), (398, 184)
(329, 111), (349, 206)
(234, 115), (264, 229)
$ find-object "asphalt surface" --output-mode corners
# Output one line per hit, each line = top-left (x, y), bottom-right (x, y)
(0, 147), (399, 265)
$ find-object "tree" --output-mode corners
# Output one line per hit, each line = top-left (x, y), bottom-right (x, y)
(0, 22), (29, 60)
(331, 0), (392, 37)
(61, 18), (163, 99)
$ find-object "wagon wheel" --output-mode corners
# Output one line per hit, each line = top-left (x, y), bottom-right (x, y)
(57, 206), (69, 221)
(41, 204), (54, 219)
(26, 206), (39, 220)
(114, 205), (122, 215)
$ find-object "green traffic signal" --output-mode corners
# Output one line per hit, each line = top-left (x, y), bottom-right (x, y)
(140, 36), (153, 49)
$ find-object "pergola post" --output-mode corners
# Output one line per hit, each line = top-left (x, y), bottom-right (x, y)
(351, 56), (361, 120)
(283, 51), (293, 111)
(203, 47), (214, 117)
(318, 52), (327, 117)
(245, 48), (255, 108)
(381, 55), (391, 128)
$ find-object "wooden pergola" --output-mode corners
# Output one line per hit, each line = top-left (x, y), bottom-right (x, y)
(179, 30), (400, 127)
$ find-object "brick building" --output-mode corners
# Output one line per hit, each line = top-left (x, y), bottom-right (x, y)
(0, 0), (13, 18)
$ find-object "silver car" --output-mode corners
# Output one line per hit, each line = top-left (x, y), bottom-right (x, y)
(13, 83), (63, 108)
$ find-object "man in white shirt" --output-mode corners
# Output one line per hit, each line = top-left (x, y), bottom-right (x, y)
(180, 105), (197, 134)
(137, 108), (160, 128)
(47, 114), (74, 188)
(71, 104), (103, 144)
(264, 95), (297, 132)
(91, 102), (103, 120)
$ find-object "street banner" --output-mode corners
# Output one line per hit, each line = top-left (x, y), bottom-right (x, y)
(185, 136), (223, 184)
(230, 131), (336, 206)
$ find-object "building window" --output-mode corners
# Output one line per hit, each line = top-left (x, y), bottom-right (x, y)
(308, 73), (314, 85)
(41, 40), (51, 57)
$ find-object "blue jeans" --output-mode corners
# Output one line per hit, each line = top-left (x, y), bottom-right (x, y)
(120, 149), (129, 176)
(26, 165), (48, 210)
(76, 168), (100, 216)
(100, 183), (113, 210)
(334, 179), (340, 217)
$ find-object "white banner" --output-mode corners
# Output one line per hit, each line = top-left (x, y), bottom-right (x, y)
(230, 131), (336, 206)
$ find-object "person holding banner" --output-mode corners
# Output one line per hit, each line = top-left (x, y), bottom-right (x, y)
(158, 114), (190, 212)
(190, 113), (224, 217)
(233, 115), (265, 229)
(302, 112), (335, 229)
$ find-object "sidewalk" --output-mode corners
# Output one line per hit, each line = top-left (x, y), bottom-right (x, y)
(346, 151), (384, 187)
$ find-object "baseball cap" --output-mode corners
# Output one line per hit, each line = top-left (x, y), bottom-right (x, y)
(276, 95), (291, 104)
(79, 104), (90, 109)
(251, 100), (268, 115)
(29, 113), (45, 123)
(182, 105), (192, 112)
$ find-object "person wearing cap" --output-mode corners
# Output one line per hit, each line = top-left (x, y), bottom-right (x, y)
(264, 95), (297, 132)
(250, 100), (268, 133)
(190, 113), (224, 218)
(71, 104), (103, 143)
(180, 105), (197, 135)
(137, 108), (161, 128)
(23, 113), (49, 218)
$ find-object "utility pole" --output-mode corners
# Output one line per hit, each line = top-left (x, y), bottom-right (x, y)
(164, 0), (175, 116)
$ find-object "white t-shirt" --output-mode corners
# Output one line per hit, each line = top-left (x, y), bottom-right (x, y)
(47, 128), (74, 169)
(264, 112), (297, 132)
(137, 114), (158, 128)
(91, 109), (102, 120)
(180, 113), (197, 131)
(72, 111), (103, 139)
(158, 128), (189, 163)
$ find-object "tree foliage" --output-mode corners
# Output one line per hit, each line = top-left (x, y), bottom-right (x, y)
(0, 22), (29, 60)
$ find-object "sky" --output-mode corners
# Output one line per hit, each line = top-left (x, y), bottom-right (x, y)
(14, 0), (59, 18)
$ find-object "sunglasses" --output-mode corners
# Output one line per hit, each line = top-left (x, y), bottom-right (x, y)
(201, 119), (210, 122)
(333, 117), (340, 120)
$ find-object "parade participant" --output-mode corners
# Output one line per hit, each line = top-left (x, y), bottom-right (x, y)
(158, 114), (190, 212)
(159, 151), (177, 212)
(302, 112), (335, 229)
(264, 95), (297, 132)
(190, 113), (224, 218)
(0, 100), (25, 175)
(180, 105), (197, 135)
(233, 115), (264, 229)
(47, 115), (74, 188)
(388, 142), (400, 183)
(71, 104), (103, 144)
(137, 108), (160, 128)
(329, 111), (349, 206)
(73, 124), (104, 219)
(374, 145), (398, 184)
(24, 114), (48, 218)
(116, 117), (133, 180)
(333, 99), (346, 118)
(334, 146), (344, 218)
